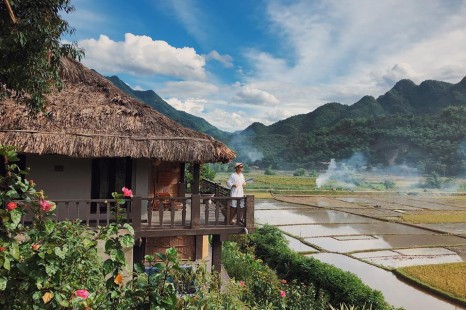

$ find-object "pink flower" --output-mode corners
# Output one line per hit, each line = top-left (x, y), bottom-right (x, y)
(280, 290), (286, 298)
(40, 200), (52, 212)
(281, 279), (287, 284)
(0, 246), (6, 252)
(6, 201), (17, 211)
(76, 289), (90, 299)
(31, 244), (41, 251)
(239, 281), (245, 287)
(122, 187), (133, 198)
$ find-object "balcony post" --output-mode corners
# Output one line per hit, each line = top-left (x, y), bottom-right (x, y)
(211, 234), (222, 274)
(245, 195), (254, 229)
(131, 196), (142, 231)
(191, 194), (200, 228)
(192, 163), (200, 194)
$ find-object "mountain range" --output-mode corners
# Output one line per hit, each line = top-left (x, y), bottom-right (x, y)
(107, 75), (466, 175)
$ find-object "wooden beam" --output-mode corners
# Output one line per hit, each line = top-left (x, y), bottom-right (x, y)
(211, 234), (222, 274)
(195, 235), (204, 260)
(245, 195), (255, 229)
(132, 237), (146, 266)
(135, 226), (250, 238)
(131, 196), (142, 231)
(192, 163), (200, 194)
(191, 194), (200, 228)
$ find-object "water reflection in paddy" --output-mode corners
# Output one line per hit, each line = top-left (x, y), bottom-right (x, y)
(310, 253), (463, 310)
(255, 209), (377, 225)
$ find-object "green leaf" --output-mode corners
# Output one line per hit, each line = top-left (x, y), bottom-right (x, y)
(102, 259), (114, 275)
(44, 219), (55, 234)
(0, 277), (7, 291)
(10, 242), (19, 260)
(123, 223), (135, 235)
(17, 262), (30, 274)
(3, 257), (10, 270)
(10, 209), (21, 227)
(105, 239), (115, 252)
(54, 247), (65, 259)
(134, 263), (145, 273)
(46, 264), (58, 276)
(120, 234), (134, 248)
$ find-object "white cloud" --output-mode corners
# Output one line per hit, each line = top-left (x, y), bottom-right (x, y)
(79, 33), (206, 80)
(203, 109), (248, 132)
(233, 84), (279, 106)
(158, 81), (219, 99)
(206, 50), (233, 68)
(239, 0), (466, 109)
(165, 98), (206, 115)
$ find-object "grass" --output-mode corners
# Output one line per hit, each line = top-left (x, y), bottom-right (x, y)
(397, 262), (466, 303)
(401, 211), (466, 223)
(214, 172), (317, 191)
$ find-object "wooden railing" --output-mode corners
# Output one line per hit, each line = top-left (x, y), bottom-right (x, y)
(134, 195), (254, 230)
(200, 178), (230, 197)
(19, 194), (255, 234)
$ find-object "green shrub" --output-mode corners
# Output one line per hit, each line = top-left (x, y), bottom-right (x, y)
(223, 241), (328, 309)
(383, 180), (395, 189)
(293, 168), (306, 176)
(264, 165), (276, 175)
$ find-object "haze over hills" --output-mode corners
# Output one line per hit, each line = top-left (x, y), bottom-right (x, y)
(107, 75), (466, 176)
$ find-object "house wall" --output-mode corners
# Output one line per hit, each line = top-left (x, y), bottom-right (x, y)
(133, 159), (151, 220)
(27, 155), (152, 199)
(132, 159), (150, 197)
(26, 154), (92, 200)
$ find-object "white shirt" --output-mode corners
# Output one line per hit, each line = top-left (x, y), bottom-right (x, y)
(227, 172), (245, 208)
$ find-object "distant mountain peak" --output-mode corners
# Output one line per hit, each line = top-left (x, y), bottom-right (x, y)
(392, 79), (417, 92)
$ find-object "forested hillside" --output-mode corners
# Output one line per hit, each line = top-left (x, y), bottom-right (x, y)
(245, 106), (466, 176)
(232, 78), (466, 176)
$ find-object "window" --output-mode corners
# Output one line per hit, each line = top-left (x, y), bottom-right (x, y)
(91, 158), (132, 213)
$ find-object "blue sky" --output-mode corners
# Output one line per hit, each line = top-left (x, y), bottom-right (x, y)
(65, 0), (466, 132)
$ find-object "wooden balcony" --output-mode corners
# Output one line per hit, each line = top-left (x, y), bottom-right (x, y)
(20, 194), (255, 239)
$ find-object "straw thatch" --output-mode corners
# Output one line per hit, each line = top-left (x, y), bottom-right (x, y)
(0, 58), (235, 163)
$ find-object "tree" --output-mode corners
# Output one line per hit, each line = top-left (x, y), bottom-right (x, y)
(0, 0), (83, 112)
(293, 168), (306, 176)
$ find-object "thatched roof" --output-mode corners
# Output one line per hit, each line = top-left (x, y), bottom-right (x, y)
(0, 58), (235, 163)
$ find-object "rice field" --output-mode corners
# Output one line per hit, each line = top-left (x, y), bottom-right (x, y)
(401, 211), (466, 223)
(397, 262), (466, 302)
(214, 172), (317, 191)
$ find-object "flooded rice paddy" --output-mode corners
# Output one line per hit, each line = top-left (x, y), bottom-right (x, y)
(255, 195), (466, 310)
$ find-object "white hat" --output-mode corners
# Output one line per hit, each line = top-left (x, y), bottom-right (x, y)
(234, 162), (243, 168)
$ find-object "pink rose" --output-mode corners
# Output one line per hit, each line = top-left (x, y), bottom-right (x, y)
(31, 244), (41, 251)
(281, 279), (287, 284)
(6, 201), (17, 211)
(122, 187), (133, 198)
(40, 200), (52, 212)
(76, 289), (89, 299)
(239, 281), (245, 287)
(280, 290), (286, 298)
